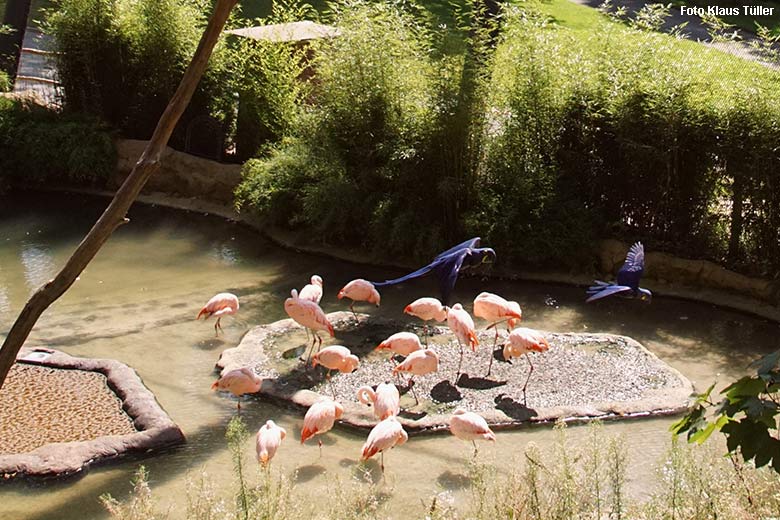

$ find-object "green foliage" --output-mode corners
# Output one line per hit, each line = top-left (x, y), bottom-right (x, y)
(237, 0), (454, 257)
(46, 0), (219, 148)
(672, 349), (780, 473)
(0, 70), (10, 92)
(0, 98), (116, 185)
(227, 1), (314, 160)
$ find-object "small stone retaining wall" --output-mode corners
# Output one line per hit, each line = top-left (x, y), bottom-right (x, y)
(0, 348), (185, 480)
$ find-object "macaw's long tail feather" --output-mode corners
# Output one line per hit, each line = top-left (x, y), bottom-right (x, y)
(586, 284), (632, 303)
(371, 262), (437, 288)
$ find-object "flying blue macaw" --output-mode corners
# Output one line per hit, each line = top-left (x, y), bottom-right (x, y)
(371, 237), (496, 305)
(586, 242), (652, 303)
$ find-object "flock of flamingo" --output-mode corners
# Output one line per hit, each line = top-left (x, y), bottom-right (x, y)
(197, 273), (551, 473)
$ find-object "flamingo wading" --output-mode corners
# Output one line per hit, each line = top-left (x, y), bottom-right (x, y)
(197, 292), (239, 336)
(361, 416), (408, 473)
(301, 399), (344, 456)
(256, 420), (286, 467)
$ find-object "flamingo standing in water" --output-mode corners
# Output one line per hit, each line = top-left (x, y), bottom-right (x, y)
(357, 382), (400, 420)
(361, 416), (408, 473)
(473, 292), (522, 376)
(337, 279), (380, 319)
(404, 297), (447, 342)
(392, 348), (439, 405)
(447, 303), (479, 379)
(449, 408), (496, 456)
(284, 289), (334, 365)
(197, 292), (239, 336)
(503, 327), (550, 406)
(211, 367), (262, 411)
(312, 345), (359, 398)
(256, 420), (286, 467)
(301, 399), (344, 456)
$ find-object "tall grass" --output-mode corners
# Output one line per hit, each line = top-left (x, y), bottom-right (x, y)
(101, 420), (780, 519)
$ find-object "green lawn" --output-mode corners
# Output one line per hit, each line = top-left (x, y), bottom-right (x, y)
(238, 0), (463, 27)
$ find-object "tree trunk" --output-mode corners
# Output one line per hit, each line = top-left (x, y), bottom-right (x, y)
(0, 0), (239, 391)
(728, 172), (744, 265)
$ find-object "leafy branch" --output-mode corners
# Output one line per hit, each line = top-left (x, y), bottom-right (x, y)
(672, 350), (780, 472)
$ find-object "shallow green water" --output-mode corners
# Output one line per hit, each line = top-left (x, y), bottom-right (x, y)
(1, 191), (778, 519)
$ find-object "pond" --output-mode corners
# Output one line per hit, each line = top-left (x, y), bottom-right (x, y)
(1, 191), (778, 519)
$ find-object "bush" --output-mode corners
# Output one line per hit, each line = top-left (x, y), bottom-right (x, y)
(47, 0), (222, 150)
(227, 1), (314, 161)
(0, 98), (116, 185)
(237, 0), (451, 258)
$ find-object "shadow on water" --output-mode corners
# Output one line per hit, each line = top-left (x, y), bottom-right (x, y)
(293, 464), (326, 483)
(437, 470), (472, 490)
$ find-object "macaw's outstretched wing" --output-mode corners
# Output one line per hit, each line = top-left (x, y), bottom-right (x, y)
(371, 238), (492, 304)
(371, 238), (480, 288)
(433, 237), (481, 261)
(616, 242), (645, 290)
(585, 284), (633, 303)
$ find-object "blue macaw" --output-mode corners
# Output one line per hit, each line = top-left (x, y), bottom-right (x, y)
(371, 237), (496, 305)
(586, 242), (652, 303)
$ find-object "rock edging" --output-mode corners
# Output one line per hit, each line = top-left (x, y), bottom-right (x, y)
(0, 348), (185, 481)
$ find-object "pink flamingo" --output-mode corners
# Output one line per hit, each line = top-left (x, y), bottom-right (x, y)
(299, 275), (324, 343)
(256, 420), (286, 467)
(299, 275), (324, 304)
(375, 332), (423, 361)
(473, 292), (522, 376)
(502, 327), (550, 406)
(301, 399), (344, 456)
(392, 348), (439, 405)
(357, 382), (400, 420)
(312, 345), (359, 398)
(337, 279), (380, 318)
(211, 367), (262, 411)
(197, 292), (239, 336)
(404, 297), (447, 341)
(449, 408), (496, 456)
(284, 289), (334, 365)
(361, 416), (408, 473)
(446, 303), (479, 379)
